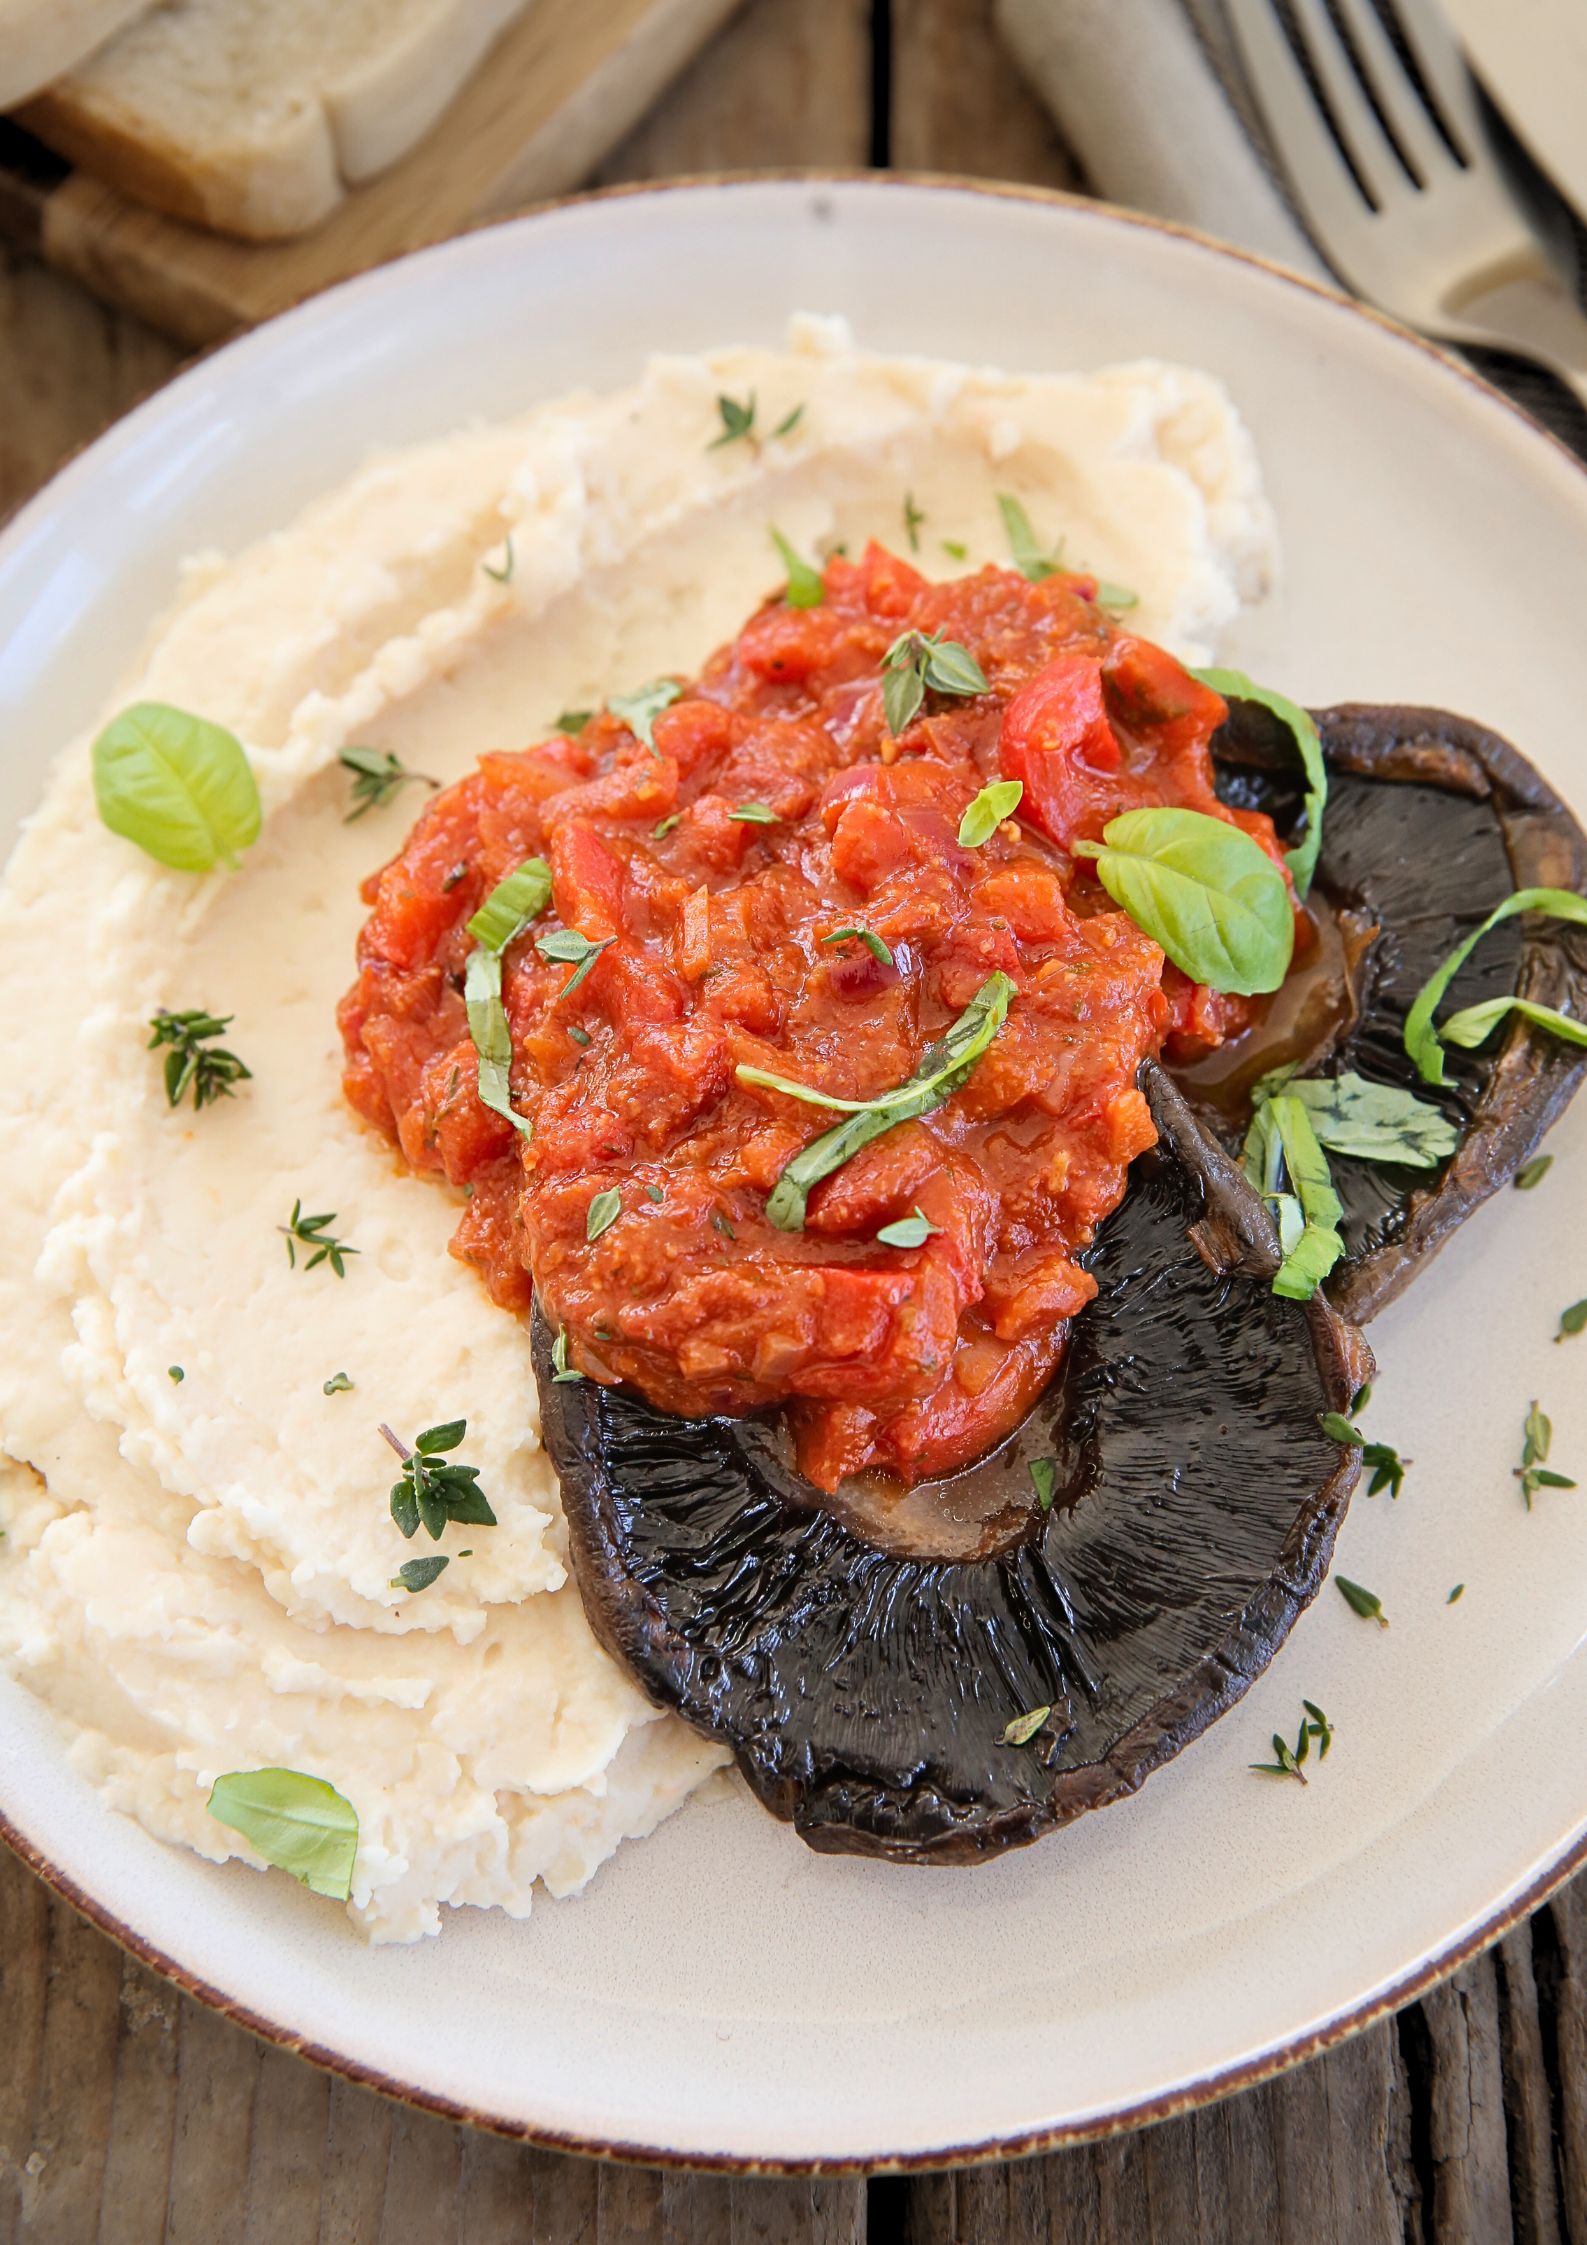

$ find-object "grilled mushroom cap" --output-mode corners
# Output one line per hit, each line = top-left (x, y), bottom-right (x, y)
(536, 1068), (1364, 1865)
(1209, 699), (1587, 1323)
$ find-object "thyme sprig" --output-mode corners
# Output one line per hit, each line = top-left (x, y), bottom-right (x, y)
(1516, 1400), (1576, 1507)
(880, 628), (988, 735)
(337, 746), (438, 822)
(1318, 1408), (1408, 1498)
(380, 1420), (497, 1542)
(1251, 1699), (1333, 1784)
(279, 1200), (358, 1277)
(147, 1008), (252, 1111)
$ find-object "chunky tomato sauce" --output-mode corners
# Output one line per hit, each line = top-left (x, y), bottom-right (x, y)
(340, 546), (1290, 1491)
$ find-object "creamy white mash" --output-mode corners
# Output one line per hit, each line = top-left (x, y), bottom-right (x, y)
(0, 317), (1276, 1940)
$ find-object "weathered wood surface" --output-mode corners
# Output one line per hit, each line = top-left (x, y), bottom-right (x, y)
(1, 2), (1584, 2238)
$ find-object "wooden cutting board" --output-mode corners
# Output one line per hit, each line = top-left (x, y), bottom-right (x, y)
(0, 0), (742, 345)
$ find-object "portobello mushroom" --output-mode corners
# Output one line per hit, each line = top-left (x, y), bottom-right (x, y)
(537, 1068), (1365, 1864)
(1202, 699), (1587, 1322)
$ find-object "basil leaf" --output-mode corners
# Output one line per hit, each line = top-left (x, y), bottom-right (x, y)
(1074, 806), (1293, 996)
(608, 679), (683, 755)
(1253, 1069), (1458, 1168)
(1441, 995), (1587, 1054)
(822, 925), (894, 969)
(207, 1768), (358, 1900)
(750, 972), (1014, 1231)
(586, 1188), (622, 1242)
(1243, 1093), (1344, 1300)
(876, 1207), (938, 1248)
(464, 948), (533, 1139)
(996, 493), (1061, 581)
(92, 701), (261, 873)
(769, 527), (824, 609)
(1028, 1458), (1057, 1511)
(1404, 887), (1587, 1085)
(392, 1555), (449, 1593)
(1191, 668), (1327, 898)
(957, 779), (1023, 848)
(466, 857), (551, 951)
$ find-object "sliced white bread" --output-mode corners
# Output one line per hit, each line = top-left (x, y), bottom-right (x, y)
(16, 0), (536, 239)
(0, 0), (156, 109)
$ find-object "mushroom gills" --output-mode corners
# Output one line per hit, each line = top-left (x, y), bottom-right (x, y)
(536, 1069), (1363, 1865)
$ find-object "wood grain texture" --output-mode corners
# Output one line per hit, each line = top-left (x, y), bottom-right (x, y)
(4, 3), (1587, 2241)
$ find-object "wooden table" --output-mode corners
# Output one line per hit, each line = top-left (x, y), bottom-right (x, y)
(2, 4), (1584, 2237)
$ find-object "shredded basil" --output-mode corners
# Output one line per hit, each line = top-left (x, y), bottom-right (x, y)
(1253, 1068), (1457, 1169)
(1191, 668), (1327, 898)
(1242, 1093), (1344, 1300)
(769, 527), (824, 609)
(466, 857), (552, 951)
(1028, 1458), (1057, 1512)
(465, 949), (532, 1139)
(1404, 887), (1587, 1085)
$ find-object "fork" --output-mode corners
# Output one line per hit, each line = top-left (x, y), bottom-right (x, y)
(1226, 0), (1587, 415)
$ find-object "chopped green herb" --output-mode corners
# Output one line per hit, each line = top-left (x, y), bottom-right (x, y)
(902, 492), (925, 552)
(466, 858), (552, 951)
(391, 1555), (449, 1593)
(1000, 1705), (1050, 1748)
(338, 745), (437, 823)
(1448, 1583), (1465, 1604)
(645, 1184), (664, 1204)
(568, 1024), (591, 1048)
(535, 927), (614, 1000)
(957, 778), (1023, 849)
(381, 1419), (496, 1542)
(739, 973), (1014, 1230)
(1251, 1700), (1333, 1785)
(1095, 581), (1139, 612)
(586, 1189), (622, 1243)
(322, 1371), (354, 1395)
(877, 1207), (939, 1250)
(1516, 1398), (1576, 1507)
(653, 814), (682, 839)
(608, 678), (683, 756)
(555, 709), (592, 735)
(1241, 1094), (1344, 1300)
(1189, 669), (1328, 897)
(481, 535), (514, 583)
(1336, 1575), (1388, 1627)
(279, 1200), (357, 1278)
(1516, 1155), (1554, 1190)
(1444, 994), (1587, 1058)
(1302, 1699), (1333, 1757)
(1253, 1069), (1458, 1169)
(771, 403), (804, 439)
(92, 701), (261, 873)
(550, 1328), (583, 1383)
(1028, 1458), (1057, 1513)
(941, 538), (968, 561)
(1405, 888), (1587, 1086)
(729, 803), (780, 825)
(168, 1365), (184, 1383)
(1317, 1409), (1407, 1498)
(769, 527), (824, 609)
(465, 950), (533, 1140)
(1076, 807), (1294, 996)
(996, 493), (1062, 582)
(880, 628), (989, 735)
(1556, 1299), (1587, 1343)
(711, 1208), (738, 1241)
(147, 1008), (252, 1111)
(821, 925), (894, 969)
(709, 392), (757, 449)
(207, 1768), (357, 1901)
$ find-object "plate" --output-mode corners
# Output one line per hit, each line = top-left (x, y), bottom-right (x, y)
(2, 176), (1586, 2170)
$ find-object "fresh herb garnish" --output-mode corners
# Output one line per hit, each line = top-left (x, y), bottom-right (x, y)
(568, 1024), (591, 1048)
(771, 403), (804, 439)
(207, 1768), (358, 1900)
(323, 1371), (354, 1395)
(1000, 1705), (1050, 1747)
(708, 392), (756, 448)
(1095, 581), (1139, 612)
(535, 927), (614, 999)
(168, 1365), (184, 1383)
(880, 629), (989, 735)
(1556, 1299), (1587, 1343)
(1189, 669), (1328, 898)
(769, 527), (824, 609)
(645, 1184), (664, 1203)
(1404, 888), (1587, 1085)
(586, 1189), (622, 1242)
(1028, 1458), (1057, 1513)
(1516, 1155), (1554, 1190)
(608, 678), (683, 756)
(941, 539), (968, 561)
(1251, 1700), (1332, 1784)
(1242, 1095), (1344, 1300)
(743, 972), (1014, 1231)
(279, 1201), (358, 1277)
(337, 745), (437, 823)
(555, 709), (592, 735)
(462, 858), (552, 1141)
(481, 535), (514, 584)
(147, 1008), (252, 1111)
(1252, 1068), (1457, 1168)
(729, 804), (779, 825)
(381, 1419), (496, 1542)
(1318, 1409), (1407, 1498)
(821, 926), (894, 969)
(466, 857), (552, 952)
(877, 1207), (939, 1249)
(391, 1555), (449, 1593)
(996, 493), (1062, 582)
(653, 814), (682, 839)
(1075, 807), (1294, 996)
(1448, 1583), (1465, 1603)
(550, 1328), (583, 1383)
(92, 701), (261, 873)
(711, 1208), (738, 1241)
(1336, 1575), (1388, 1627)
(902, 492), (925, 552)
(957, 778), (1023, 849)
(1516, 1399), (1576, 1507)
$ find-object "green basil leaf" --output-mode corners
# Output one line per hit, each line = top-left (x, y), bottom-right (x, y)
(1028, 1458), (1057, 1512)
(464, 948), (533, 1139)
(1253, 1069), (1458, 1168)
(466, 857), (551, 951)
(751, 972), (1014, 1231)
(586, 1188), (622, 1242)
(1191, 668), (1327, 898)
(996, 493), (1062, 582)
(1074, 806), (1293, 995)
(207, 1768), (358, 1900)
(1404, 887), (1587, 1085)
(1243, 1093), (1344, 1300)
(608, 679), (683, 755)
(92, 701), (261, 873)
(876, 1207), (938, 1248)
(769, 527), (824, 609)
(1441, 995), (1587, 1054)
(391, 1556), (449, 1593)
(957, 778), (1023, 848)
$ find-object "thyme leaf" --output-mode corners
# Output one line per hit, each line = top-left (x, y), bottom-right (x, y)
(586, 1189), (621, 1243)
(1516, 1155), (1554, 1190)
(1516, 1397), (1577, 1506)
(996, 492), (1063, 581)
(880, 628), (989, 735)
(608, 678), (683, 756)
(147, 1008), (252, 1111)
(876, 1207), (939, 1249)
(1336, 1575), (1388, 1626)
(337, 745), (438, 822)
(279, 1200), (358, 1277)
(769, 527), (824, 609)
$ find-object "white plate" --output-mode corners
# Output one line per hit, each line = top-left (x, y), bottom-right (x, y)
(3, 178), (1587, 2171)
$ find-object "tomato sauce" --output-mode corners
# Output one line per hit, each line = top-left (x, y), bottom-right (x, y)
(339, 545), (1290, 1491)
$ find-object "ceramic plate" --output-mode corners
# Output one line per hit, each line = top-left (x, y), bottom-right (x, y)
(3, 178), (1586, 2170)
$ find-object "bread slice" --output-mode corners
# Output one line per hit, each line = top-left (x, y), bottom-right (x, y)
(16, 0), (536, 239)
(0, 0), (155, 108)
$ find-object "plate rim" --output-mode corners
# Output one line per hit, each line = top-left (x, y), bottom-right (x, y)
(5, 165), (1587, 2173)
